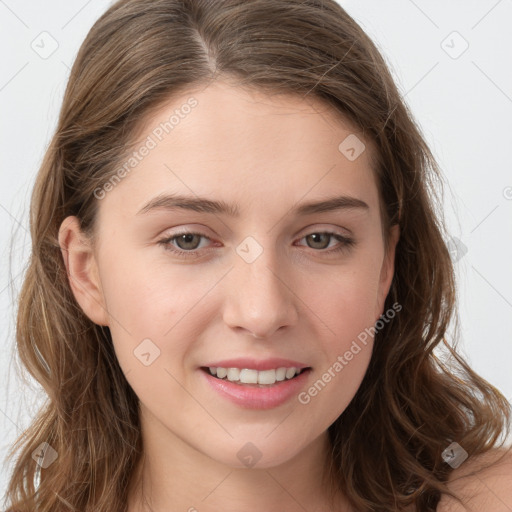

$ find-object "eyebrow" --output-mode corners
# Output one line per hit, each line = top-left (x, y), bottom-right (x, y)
(136, 193), (369, 217)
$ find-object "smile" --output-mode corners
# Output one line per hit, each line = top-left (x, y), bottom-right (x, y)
(205, 366), (306, 385)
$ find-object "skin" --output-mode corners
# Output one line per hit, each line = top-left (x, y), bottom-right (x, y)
(438, 448), (512, 511)
(58, 79), (401, 511)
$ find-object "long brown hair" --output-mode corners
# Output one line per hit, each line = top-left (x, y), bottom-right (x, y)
(3, 1), (510, 511)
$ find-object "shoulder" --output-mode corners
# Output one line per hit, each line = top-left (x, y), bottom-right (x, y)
(437, 446), (512, 511)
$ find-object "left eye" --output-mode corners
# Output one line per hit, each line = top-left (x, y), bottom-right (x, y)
(157, 230), (354, 258)
(298, 232), (343, 250)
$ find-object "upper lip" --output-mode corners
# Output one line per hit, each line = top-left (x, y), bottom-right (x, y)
(201, 358), (311, 371)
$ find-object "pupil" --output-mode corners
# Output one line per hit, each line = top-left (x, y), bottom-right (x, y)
(179, 234), (198, 249)
(308, 233), (328, 249)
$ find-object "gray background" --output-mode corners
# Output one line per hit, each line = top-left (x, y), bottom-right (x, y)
(1, 0), (511, 499)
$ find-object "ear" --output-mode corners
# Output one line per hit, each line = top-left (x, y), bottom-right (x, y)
(375, 223), (400, 321)
(58, 216), (109, 326)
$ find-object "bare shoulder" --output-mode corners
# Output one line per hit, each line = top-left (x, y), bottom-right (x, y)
(437, 446), (512, 511)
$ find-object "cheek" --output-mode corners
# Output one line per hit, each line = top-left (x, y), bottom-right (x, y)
(298, 275), (377, 424)
(99, 247), (200, 329)
(296, 264), (380, 412)
(299, 341), (373, 430)
(98, 250), (221, 371)
(307, 262), (383, 338)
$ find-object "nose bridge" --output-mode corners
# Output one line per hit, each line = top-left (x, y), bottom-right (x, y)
(223, 236), (298, 338)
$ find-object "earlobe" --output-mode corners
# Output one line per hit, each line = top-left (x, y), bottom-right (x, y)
(375, 224), (400, 320)
(58, 216), (109, 326)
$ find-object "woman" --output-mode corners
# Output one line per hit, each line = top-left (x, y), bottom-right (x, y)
(3, 0), (511, 511)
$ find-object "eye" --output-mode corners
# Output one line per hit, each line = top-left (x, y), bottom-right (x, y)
(157, 229), (355, 259)
(297, 232), (353, 251)
(158, 230), (213, 258)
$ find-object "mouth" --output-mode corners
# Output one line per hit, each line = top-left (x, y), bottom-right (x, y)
(200, 366), (312, 387)
(199, 365), (313, 409)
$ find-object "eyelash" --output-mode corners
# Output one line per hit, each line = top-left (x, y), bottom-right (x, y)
(157, 229), (355, 259)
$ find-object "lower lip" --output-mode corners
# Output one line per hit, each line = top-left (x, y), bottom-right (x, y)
(200, 368), (312, 410)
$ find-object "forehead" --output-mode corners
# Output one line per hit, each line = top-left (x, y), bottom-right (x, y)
(99, 80), (380, 222)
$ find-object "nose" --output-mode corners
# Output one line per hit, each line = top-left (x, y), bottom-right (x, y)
(222, 247), (299, 339)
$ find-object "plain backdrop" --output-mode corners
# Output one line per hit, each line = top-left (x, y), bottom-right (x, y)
(1, 0), (511, 499)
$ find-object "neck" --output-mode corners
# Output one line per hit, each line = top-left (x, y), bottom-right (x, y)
(126, 409), (350, 512)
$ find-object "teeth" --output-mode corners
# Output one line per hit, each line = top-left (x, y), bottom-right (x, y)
(275, 367), (286, 381)
(257, 369), (276, 385)
(207, 366), (303, 384)
(240, 369), (258, 383)
(227, 368), (240, 381)
(285, 367), (297, 379)
(216, 367), (227, 379)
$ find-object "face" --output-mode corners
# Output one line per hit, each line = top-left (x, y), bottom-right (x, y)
(59, 80), (399, 470)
